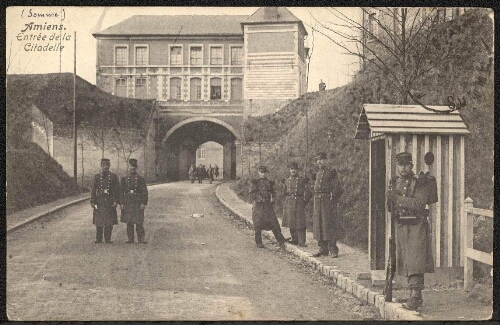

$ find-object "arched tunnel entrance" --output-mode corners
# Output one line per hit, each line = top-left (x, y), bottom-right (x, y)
(158, 119), (238, 181)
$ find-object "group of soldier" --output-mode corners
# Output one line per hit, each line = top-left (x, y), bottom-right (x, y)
(90, 158), (148, 244)
(250, 151), (434, 311)
(188, 163), (219, 184)
(249, 151), (342, 257)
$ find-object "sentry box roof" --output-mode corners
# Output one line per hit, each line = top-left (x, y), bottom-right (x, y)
(354, 104), (470, 139)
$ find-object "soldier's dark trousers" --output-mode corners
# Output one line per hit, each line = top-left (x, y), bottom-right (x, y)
(127, 223), (145, 242)
(254, 227), (285, 246)
(96, 226), (113, 243)
(318, 239), (339, 254)
(290, 228), (307, 245)
(408, 273), (425, 290)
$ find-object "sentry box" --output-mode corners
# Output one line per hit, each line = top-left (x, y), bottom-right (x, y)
(355, 104), (469, 286)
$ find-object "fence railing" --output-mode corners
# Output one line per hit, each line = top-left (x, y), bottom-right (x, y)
(463, 197), (493, 291)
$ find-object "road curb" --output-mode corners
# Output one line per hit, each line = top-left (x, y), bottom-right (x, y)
(7, 183), (167, 233)
(215, 183), (423, 321)
(7, 196), (91, 233)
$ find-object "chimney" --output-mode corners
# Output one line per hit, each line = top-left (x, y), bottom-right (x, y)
(264, 7), (279, 20)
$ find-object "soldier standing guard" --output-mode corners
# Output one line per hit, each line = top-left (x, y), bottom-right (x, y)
(312, 152), (343, 258)
(249, 166), (286, 251)
(386, 152), (435, 311)
(282, 162), (312, 247)
(120, 158), (148, 244)
(90, 158), (119, 244)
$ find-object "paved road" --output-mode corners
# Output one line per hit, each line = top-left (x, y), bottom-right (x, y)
(7, 181), (380, 321)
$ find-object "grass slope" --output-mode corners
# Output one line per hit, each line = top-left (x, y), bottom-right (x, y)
(7, 142), (80, 214)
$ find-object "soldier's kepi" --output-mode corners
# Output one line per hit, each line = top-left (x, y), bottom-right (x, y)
(386, 152), (435, 311)
(90, 158), (120, 243)
(120, 158), (148, 244)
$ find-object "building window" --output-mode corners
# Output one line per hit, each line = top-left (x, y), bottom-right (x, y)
(135, 46), (148, 65)
(190, 46), (202, 65)
(367, 12), (376, 39)
(115, 46), (128, 66)
(231, 78), (242, 101)
(197, 146), (206, 159)
(210, 78), (221, 100)
(170, 46), (182, 65)
(115, 78), (127, 97)
(210, 46), (223, 65)
(231, 47), (243, 65)
(190, 78), (202, 100)
(170, 77), (182, 100)
(135, 78), (147, 98)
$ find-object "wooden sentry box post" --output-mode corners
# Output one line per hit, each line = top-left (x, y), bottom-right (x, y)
(355, 104), (470, 285)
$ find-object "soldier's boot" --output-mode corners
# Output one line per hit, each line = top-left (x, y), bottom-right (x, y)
(297, 229), (307, 247)
(289, 229), (298, 245)
(95, 227), (104, 243)
(402, 289), (423, 311)
(126, 224), (135, 243)
(104, 225), (113, 243)
(137, 224), (147, 244)
(313, 241), (329, 257)
(272, 229), (287, 252)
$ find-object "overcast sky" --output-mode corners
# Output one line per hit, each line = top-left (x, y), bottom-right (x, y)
(6, 6), (361, 91)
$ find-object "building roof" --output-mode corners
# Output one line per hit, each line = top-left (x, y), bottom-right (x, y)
(93, 15), (248, 37)
(242, 7), (307, 35)
(355, 104), (470, 139)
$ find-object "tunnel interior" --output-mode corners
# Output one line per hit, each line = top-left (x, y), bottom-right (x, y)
(158, 120), (237, 181)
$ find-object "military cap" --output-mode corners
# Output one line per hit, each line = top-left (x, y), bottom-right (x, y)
(258, 166), (268, 173)
(316, 152), (328, 160)
(101, 158), (110, 165)
(128, 158), (138, 167)
(288, 161), (299, 169)
(395, 152), (412, 165)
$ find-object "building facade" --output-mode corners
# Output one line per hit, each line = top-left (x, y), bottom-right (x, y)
(360, 7), (470, 66)
(93, 7), (308, 116)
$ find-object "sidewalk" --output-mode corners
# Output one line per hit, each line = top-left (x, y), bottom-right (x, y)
(7, 192), (91, 232)
(215, 182), (493, 321)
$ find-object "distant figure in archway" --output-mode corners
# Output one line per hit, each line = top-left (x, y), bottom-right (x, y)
(196, 164), (204, 183)
(208, 164), (215, 184)
(214, 164), (219, 179)
(188, 164), (196, 183)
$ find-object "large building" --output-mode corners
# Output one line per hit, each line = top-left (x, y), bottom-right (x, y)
(93, 7), (308, 116)
(92, 7), (309, 181)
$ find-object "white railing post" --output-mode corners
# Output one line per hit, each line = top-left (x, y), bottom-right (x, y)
(463, 197), (474, 291)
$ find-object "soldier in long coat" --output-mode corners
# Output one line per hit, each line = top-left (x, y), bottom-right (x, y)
(312, 152), (343, 258)
(120, 158), (148, 244)
(282, 161), (312, 247)
(90, 158), (119, 243)
(196, 164), (205, 183)
(188, 164), (196, 183)
(387, 152), (435, 311)
(250, 165), (286, 251)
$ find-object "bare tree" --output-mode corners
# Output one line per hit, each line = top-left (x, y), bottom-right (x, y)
(311, 7), (465, 111)
(114, 127), (146, 172)
(88, 110), (116, 159)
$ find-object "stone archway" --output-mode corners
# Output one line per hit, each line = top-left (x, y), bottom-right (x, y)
(157, 118), (238, 181)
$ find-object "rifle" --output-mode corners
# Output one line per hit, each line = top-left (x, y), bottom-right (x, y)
(384, 177), (396, 302)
